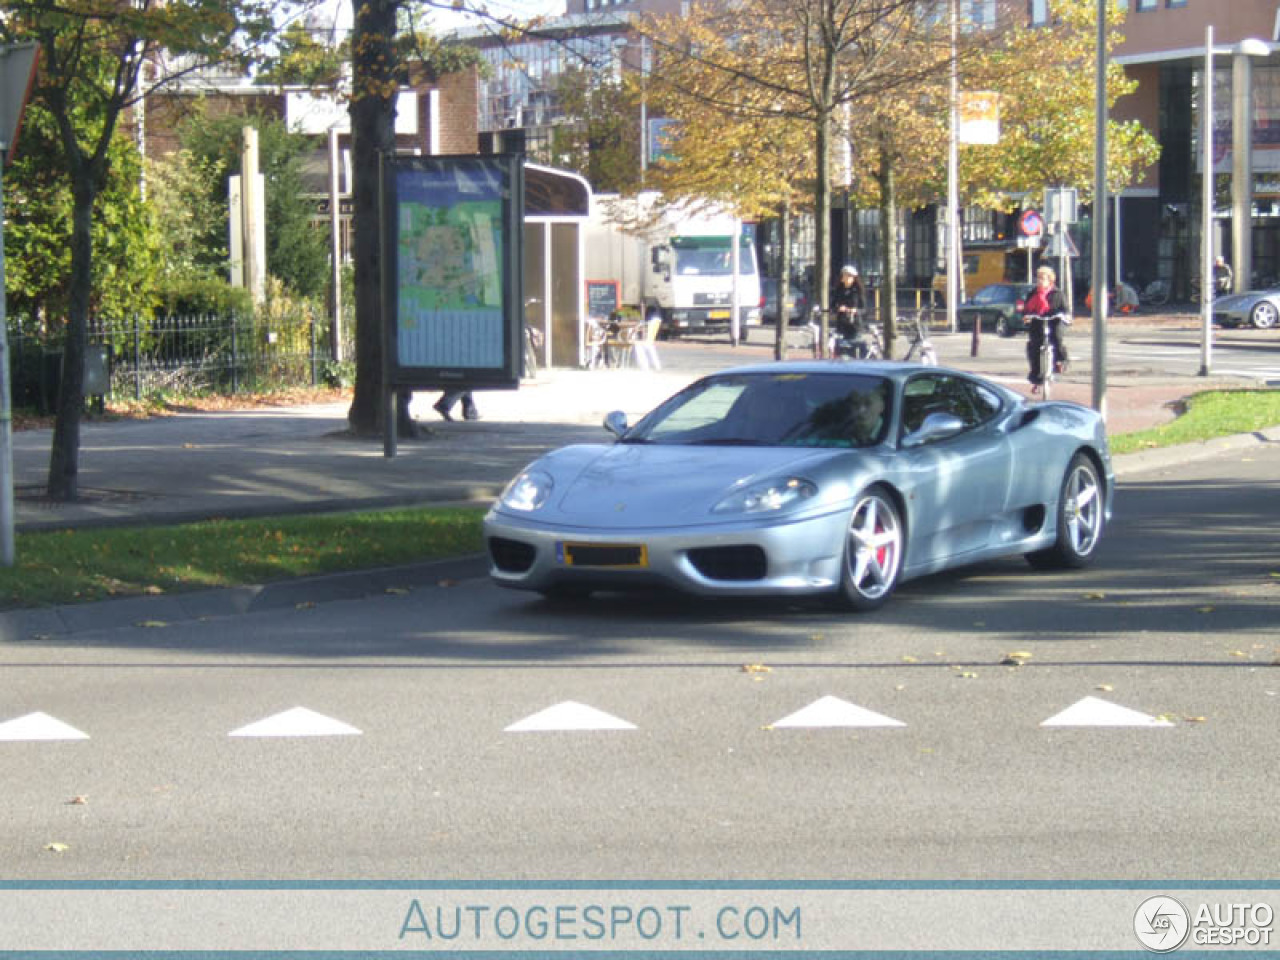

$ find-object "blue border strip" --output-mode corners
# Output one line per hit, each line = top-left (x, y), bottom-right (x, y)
(1, 881), (1278, 890)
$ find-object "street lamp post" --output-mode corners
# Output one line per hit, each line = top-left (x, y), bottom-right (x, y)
(1091, 0), (1107, 419)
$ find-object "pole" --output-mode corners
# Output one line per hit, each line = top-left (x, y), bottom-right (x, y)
(1200, 26), (1214, 377)
(0, 153), (14, 566)
(946, 0), (959, 334)
(328, 127), (344, 363)
(1090, 0), (1108, 419)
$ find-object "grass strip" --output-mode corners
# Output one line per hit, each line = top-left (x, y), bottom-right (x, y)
(2, 506), (486, 610)
(1108, 389), (1280, 456)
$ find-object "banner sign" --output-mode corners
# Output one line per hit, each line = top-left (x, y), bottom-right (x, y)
(382, 153), (523, 390)
(958, 91), (1000, 145)
(0, 883), (1277, 952)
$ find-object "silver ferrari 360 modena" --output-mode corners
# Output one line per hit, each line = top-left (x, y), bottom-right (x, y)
(484, 362), (1114, 611)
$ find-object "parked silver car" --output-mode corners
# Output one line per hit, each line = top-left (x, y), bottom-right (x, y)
(1213, 287), (1280, 329)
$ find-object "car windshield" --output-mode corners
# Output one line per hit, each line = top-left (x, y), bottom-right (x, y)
(622, 372), (892, 448)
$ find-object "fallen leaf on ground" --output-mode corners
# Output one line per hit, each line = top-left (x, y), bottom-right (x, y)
(1096, 684), (1114, 692)
(1198, 606), (1216, 614)
(1184, 716), (1208, 723)
(143, 585), (165, 595)
(135, 620), (168, 628)
(295, 601), (316, 610)
(741, 664), (772, 674)
(1001, 650), (1033, 666)
(901, 655), (919, 663)
(385, 587), (409, 595)
(44, 843), (69, 853)
(67, 796), (88, 805)
(1082, 591), (1107, 600)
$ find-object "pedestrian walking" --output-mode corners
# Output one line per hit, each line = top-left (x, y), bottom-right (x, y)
(433, 390), (480, 422)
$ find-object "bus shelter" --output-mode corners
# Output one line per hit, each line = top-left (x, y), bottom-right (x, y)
(524, 163), (591, 370)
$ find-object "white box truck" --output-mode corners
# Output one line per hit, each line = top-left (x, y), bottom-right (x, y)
(585, 193), (762, 341)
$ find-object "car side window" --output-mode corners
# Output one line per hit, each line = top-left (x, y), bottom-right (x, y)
(901, 375), (1002, 436)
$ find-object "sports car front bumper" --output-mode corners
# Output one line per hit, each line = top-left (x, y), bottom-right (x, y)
(483, 506), (852, 597)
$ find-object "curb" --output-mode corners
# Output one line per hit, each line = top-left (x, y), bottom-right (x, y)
(1111, 425), (1280, 477)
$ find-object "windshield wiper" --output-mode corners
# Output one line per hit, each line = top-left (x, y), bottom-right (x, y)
(697, 437), (770, 446)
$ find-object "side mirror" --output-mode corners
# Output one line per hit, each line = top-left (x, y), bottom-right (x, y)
(604, 410), (629, 438)
(902, 411), (966, 448)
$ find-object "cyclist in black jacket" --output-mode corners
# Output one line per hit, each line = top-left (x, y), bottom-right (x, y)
(831, 265), (865, 338)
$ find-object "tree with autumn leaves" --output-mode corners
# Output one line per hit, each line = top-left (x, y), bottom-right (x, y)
(635, 0), (1158, 357)
(1, 0), (279, 501)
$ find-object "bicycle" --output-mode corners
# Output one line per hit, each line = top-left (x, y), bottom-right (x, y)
(899, 313), (937, 366)
(1025, 313), (1067, 400)
(1138, 278), (1170, 307)
(523, 323), (543, 378)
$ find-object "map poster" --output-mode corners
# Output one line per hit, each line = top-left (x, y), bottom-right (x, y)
(382, 154), (523, 389)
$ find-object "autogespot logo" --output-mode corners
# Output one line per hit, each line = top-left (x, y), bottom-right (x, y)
(1135, 896), (1191, 952)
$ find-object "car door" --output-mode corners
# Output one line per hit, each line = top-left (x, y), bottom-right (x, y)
(895, 373), (1012, 567)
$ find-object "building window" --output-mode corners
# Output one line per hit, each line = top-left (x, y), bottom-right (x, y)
(1029, 0), (1048, 25)
(1166, 0), (1186, 6)
(1135, 0), (1156, 10)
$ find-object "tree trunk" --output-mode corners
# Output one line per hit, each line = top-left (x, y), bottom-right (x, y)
(876, 127), (898, 358)
(346, 0), (399, 435)
(46, 174), (96, 501)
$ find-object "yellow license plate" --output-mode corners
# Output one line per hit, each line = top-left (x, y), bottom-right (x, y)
(708, 309), (731, 320)
(559, 542), (648, 568)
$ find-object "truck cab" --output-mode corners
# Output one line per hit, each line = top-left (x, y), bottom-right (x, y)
(649, 232), (761, 340)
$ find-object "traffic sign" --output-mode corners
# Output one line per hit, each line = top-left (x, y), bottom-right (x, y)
(1045, 230), (1080, 258)
(1018, 209), (1043, 237)
(0, 43), (39, 164)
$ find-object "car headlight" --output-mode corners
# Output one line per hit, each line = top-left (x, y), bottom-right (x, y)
(712, 476), (818, 515)
(500, 469), (554, 511)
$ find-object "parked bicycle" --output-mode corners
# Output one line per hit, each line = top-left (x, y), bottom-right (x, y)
(1138, 278), (1170, 307)
(899, 313), (937, 366)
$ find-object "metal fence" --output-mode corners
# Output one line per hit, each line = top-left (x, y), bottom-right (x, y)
(8, 311), (349, 412)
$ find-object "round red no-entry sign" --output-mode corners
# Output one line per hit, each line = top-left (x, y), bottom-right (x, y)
(1018, 209), (1044, 237)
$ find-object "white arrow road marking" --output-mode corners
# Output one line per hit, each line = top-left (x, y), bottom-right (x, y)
(229, 707), (362, 738)
(772, 695), (906, 729)
(505, 701), (637, 732)
(0, 712), (90, 741)
(1041, 696), (1174, 728)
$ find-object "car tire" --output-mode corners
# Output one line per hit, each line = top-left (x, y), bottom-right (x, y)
(1250, 301), (1278, 330)
(1026, 452), (1105, 570)
(834, 485), (903, 611)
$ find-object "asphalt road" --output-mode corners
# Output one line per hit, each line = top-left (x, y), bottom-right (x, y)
(3, 438), (1277, 882)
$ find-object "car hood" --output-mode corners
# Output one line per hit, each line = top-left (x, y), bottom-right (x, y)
(1214, 292), (1259, 310)
(514, 443), (858, 529)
